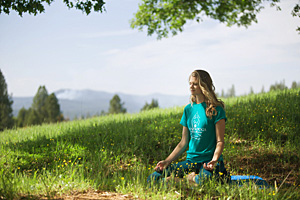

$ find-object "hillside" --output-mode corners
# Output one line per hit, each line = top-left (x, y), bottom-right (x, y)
(1, 89), (299, 199)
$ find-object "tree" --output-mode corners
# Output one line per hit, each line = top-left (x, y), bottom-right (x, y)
(108, 94), (126, 114)
(260, 86), (265, 93)
(227, 85), (236, 97)
(291, 81), (300, 89)
(141, 99), (159, 111)
(45, 93), (63, 123)
(0, 0), (105, 16)
(249, 87), (254, 95)
(32, 86), (49, 124)
(269, 80), (287, 91)
(0, 69), (14, 131)
(16, 107), (28, 127)
(26, 108), (40, 125)
(221, 89), (225, 98)
(131, 0), (300, 39)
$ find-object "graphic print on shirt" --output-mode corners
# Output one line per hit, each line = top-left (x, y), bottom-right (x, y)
(189, 112), (206, 140)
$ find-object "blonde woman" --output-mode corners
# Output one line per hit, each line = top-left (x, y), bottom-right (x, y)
(147, 69), (229, 185)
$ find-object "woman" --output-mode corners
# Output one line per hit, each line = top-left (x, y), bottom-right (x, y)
(147, 69), (229, 185)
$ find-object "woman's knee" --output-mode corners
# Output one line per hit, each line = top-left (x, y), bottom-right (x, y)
(194, 168), (213, 185)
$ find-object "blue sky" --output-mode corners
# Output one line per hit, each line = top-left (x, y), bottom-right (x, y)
(1, 0), (299, 97)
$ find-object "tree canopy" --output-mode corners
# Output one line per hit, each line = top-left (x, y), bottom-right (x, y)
(141, 99), (159, 111)
(17, 85), (64, 127)
(131, 0), (300, 39)
(0, 0), (105, 16)
(108, 94), (127, 114)
(1, 0), (299, 38)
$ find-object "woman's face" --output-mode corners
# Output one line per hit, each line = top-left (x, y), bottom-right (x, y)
(189, 76), (202, 95)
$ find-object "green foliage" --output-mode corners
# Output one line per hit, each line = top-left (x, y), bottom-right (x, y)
(291, 81), (300, 89)
(108, 94), (127, 114)
(141, 99), (159, 111)
(131, 0), (300, 39)
(219, 84), (236, 98)
(16, 107), (28, 127)
(0, 69), (14, 131)
(45, 93), (64, 123)
(17, 86), (63, 127)
(269, 80), (288, 91)
(0, 0), (105, 16)
(0, 89), (299, 199)
(32, 86), (49, 124)
(292, 3), (300, 33)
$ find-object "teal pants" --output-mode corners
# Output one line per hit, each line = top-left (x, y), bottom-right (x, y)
(147, 160), (229, 185)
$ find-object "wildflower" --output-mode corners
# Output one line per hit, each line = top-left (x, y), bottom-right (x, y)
(219, 172), (223, 175)
(121, 177), (124, 180)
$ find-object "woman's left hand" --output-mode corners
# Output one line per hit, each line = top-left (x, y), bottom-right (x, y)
(203, 160), (217, 171)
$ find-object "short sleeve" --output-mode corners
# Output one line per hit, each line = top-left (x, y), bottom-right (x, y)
(180, 106), (188, 127)
(214, 106), (227, 124)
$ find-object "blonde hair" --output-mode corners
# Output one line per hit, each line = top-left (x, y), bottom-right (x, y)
(189, 70), (225, 119)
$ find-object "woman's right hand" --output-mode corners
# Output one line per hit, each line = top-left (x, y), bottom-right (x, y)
(155, 160), (171, 171)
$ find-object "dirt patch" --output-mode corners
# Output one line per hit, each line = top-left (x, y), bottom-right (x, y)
(18, 190), (140, 200)
(58, 191), (137, 200)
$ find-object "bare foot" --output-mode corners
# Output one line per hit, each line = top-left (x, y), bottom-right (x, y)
(187, 172), (196, 183)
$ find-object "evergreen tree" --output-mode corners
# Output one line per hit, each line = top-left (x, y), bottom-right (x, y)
(227, 85), (236, 97)
(108, 94), (127, 114)
(26, 108), (40, 125)
(249, 87), (254, 95)
(261, 86), (265, 94)
(45, 93), (63, 123)
(16, 107), (28, 127)
(221, 89), (225, 98)
(141, 99), (159, 111)
(31, 86), (49, 124)
(0, 69), (14, 131)
(291, 81), (300, 89)
(270, 80), (287, 91)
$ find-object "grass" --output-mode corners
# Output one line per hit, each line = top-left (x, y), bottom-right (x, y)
(0, 88), (299, 199)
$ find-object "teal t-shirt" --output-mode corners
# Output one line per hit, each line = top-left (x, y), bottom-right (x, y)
(180, 102), (227, 163)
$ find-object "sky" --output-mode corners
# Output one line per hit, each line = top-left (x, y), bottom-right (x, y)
(1, 0), (300, 97)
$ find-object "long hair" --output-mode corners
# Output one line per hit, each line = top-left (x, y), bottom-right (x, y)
(189, 70), (225, 119)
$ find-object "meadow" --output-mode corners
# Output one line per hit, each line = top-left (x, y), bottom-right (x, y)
(0, 89), (299, 199)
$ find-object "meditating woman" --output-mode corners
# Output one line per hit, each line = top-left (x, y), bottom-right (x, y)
(147, 69), (229, 185)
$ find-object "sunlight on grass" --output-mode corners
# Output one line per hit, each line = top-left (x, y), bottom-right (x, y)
(0, 89), (299, 199)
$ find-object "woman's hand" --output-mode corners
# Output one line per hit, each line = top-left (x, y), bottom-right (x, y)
(154, 160), (171, 171)
(203, 160), (218, 171)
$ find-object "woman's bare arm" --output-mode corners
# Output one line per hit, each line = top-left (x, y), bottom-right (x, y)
(155, 126), (190, 171)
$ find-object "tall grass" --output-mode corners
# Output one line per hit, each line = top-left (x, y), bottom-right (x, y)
(0, 89), (299, 199)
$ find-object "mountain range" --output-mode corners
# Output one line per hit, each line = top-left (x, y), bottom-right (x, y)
(12, 89), (189, 120)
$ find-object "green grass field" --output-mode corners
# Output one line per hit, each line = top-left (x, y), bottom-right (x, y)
(1, 89), (299, 199)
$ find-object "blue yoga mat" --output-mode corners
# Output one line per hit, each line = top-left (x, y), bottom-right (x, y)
(230, 175), (269, 188)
